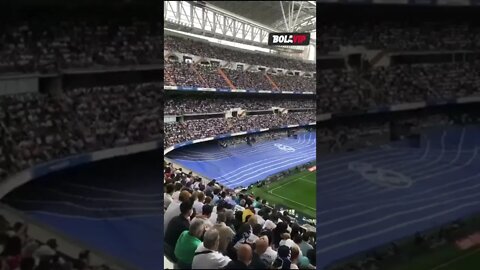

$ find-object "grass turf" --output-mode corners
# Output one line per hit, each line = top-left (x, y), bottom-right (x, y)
(387, 246), (480, 270)
(249, 170), (316, 218)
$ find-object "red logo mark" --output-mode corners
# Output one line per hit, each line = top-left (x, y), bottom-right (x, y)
(293, 34), (307, 44)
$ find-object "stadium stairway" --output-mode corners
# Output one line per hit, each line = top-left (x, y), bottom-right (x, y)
(190, 65), (208, 85)
(217, 68), (237, 90)
(369, 50), (388, 68)
(265, 74), (280, 91)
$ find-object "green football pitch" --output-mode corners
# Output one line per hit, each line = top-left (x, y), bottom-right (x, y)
(249, 170), (316, 218)
(388, 246), (480, 270)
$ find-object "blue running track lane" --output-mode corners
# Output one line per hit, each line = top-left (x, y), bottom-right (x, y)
(317, 126), (480, 269)
(166, 131), (317, 188)
(1, 151), (162, 270)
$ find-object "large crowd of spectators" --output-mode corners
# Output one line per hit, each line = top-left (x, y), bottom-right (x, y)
(164, 36), (315, 71)
(318, 69), (375, 114)
(163, 162), (316, 269)
(318, 61), (480, 113)
(217, 127), (314, 148)
(364, 62), (480, 106)
(317, 21), (480, 53)
(164, 62), (315, 93)
(0, 18), (162, 73)
(0, 216), (111, 270)
(165, 97), (314, 115)
(164, 112), (316, 148)
(0, 83), (162, 181)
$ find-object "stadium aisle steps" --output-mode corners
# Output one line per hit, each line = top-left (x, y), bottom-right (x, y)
(265, 74), (280, 91)
(217, 68), (237, 90)
(191, 65), (207, 85)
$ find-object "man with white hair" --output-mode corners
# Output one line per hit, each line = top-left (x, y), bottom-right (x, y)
(191, 228), (231, 269)
(174, 218), (205, 269)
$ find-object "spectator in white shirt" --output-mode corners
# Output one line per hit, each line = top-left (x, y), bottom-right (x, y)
(164, 190), (191, 234)
(260, 232), (278, 265)
(280, 233), (302, 257)
(191, 204), (214, 229)
(191, 228), (231, 269)
(164, 183), (174, 209)
(193, 192), (205, 214)
(171, 182), (183, 202)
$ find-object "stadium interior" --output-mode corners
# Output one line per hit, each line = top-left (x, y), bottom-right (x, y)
(164, 1), (317, 270)
(1, 0), (480, 270)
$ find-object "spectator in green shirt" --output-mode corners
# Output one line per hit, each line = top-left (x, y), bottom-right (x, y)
(174, 218), (206, 269)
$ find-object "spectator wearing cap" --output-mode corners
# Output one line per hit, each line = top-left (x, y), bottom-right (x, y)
(165, 201), (193, 250)
(224, 244), (252, 269)
(191, 228), (231, 269)
(174, 219), (206, 269)
(212, 212), (235, 255)
(164, 190), (191, 234)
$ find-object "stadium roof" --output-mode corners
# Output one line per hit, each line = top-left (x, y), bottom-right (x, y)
(165, 1), (316, 59)
(205, 1), (316, 33)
